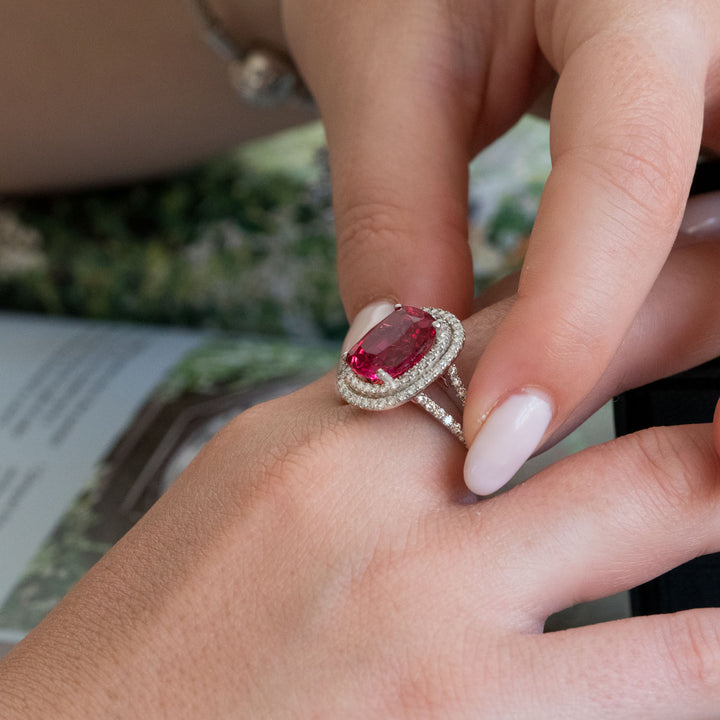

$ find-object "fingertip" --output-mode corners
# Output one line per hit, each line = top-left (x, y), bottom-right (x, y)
(463, 389), (554, 496)
(341, 299), (397, 354)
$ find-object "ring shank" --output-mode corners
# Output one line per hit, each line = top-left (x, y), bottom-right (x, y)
(412, 363), (466, 444)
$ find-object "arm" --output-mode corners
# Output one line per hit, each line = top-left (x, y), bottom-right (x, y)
(0, 0), (315, 193)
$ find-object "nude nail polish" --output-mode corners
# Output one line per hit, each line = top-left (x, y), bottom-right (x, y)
(464, 390), (553, 496)
(678, 190), (720, 240)
(342, 300), (397, 354)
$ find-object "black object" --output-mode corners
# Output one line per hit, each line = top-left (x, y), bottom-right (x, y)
(690, 156), (720, 196)
(614, 359), (720, 614)
(614, 157), (720, 616)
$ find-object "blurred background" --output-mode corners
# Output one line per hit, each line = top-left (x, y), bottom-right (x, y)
(0, 116), (551, 339)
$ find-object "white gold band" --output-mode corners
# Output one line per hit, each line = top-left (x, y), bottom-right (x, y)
(412, 364), (467, 444)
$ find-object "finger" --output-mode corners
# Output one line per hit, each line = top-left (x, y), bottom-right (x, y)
(460, 424), (720, 625)
(459, 240), (720, 450)
(678, 190), (720, 246)
(502, 610), (720, 719)
(284, 2), (483, 340)
(328, 238), (720, 509)
(463, 6), (710, 495)
(416, 239), (720, 503)
(544, 239), (720, 446)
(471, 271), (520, 311)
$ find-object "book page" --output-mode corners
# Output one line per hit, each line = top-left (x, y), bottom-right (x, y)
(0, 313), (203, 637)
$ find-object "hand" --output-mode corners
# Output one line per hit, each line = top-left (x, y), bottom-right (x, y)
(282, 0), (720, 494)
(2, 240), (720, 718)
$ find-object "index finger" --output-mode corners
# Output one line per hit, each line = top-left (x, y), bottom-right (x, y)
(463, 6), (712, 495)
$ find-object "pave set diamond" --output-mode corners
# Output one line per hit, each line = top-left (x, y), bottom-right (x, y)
(337, 306), (466, 443)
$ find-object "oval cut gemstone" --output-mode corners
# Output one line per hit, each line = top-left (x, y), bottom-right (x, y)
(346, 306), (436, 383)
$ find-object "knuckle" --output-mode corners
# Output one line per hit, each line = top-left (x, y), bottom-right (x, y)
(543, 301), (615, 371)
(336, 195), (411, 266)
(621, 426), (720, 515)
(519, 284), (621, 375)
(253, 405), (347, 487)
(578, 119), (690, 236)
(663, 611), (720, 695)
(208, 384), (354, 506)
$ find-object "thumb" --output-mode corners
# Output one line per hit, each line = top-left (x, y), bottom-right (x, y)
(461, 9), (707, 495)
(285, 2), (477, 342)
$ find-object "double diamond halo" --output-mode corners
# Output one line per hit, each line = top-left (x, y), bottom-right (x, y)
(337, 305), (467, 444)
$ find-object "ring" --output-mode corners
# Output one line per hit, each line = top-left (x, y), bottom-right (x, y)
(337, 305), (467, 444)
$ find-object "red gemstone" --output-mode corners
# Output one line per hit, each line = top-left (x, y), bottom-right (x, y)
(346, 306), (436, 383)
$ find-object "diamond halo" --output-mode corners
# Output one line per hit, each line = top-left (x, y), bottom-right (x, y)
(337, 306), (467, 443)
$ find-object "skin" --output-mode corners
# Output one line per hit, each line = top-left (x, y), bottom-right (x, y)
(1, 4), (720, 714)
(1, 0), (718, 456)
(0, 0), (314, 192)
(281, 0), (720, 452)
(1, 240), (720, 718)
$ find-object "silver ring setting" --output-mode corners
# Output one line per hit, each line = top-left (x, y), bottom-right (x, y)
(337, 306), (467, 443)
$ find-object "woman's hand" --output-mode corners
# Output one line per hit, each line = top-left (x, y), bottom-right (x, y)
(282, 0), (720, 494)
(2, 240), (720, 718)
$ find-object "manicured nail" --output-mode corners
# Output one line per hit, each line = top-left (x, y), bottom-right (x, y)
(678, 190), (720, 240)
(342, 300), (397, 354)
(464, 390), (553, 496)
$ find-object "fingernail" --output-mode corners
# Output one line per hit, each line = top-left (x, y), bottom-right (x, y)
(342, 300), (397, 354)
(678, 190), (720, 239)
(464, 390), (553, 496)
